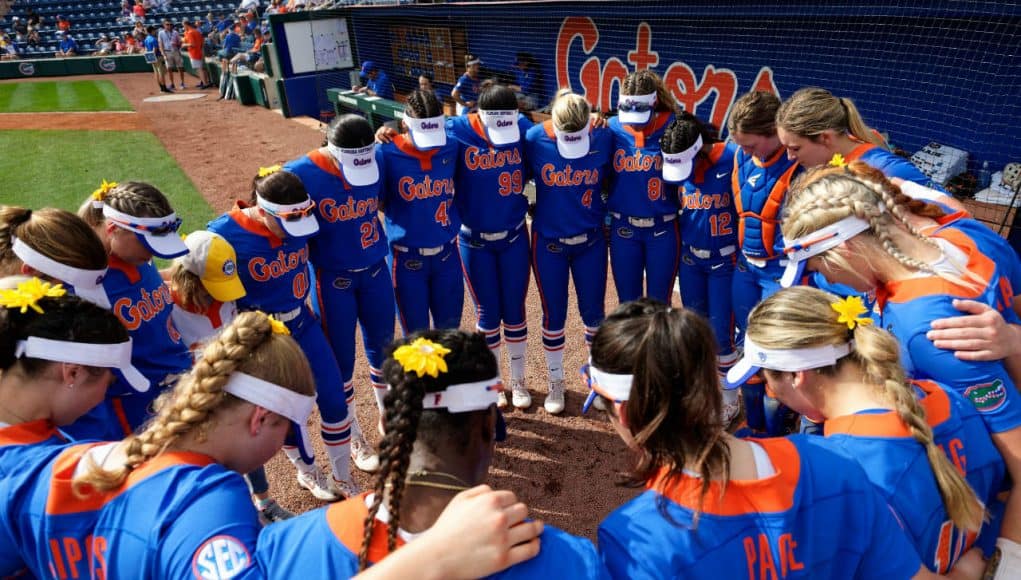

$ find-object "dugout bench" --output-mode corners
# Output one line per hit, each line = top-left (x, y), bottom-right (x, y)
(327, 88), (404, 129)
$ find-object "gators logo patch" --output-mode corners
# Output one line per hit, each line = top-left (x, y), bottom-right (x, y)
(965, 380), (1008, 413)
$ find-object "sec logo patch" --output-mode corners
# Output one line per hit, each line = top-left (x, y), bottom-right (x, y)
(965, 379), (1007, 413)
(192, 535), (251, 579)
(222, 259), (236, 276)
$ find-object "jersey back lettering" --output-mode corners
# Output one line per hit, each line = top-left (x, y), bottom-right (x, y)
(607, 112), (677, 217)
(379, 135), (460, 248)
(677, 141), (739, 250)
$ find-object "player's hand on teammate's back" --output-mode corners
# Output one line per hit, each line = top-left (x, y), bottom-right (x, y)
(375, 126), (398, 144)
(928, 299), (1021, 361)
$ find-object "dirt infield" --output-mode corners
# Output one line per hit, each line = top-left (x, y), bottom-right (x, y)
(0, 111), (150, 131)
(4, 72), (637, 539)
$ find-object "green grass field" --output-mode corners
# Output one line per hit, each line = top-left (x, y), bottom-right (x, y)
(0, 80), (132, 113)
(0, 130), (213, 235)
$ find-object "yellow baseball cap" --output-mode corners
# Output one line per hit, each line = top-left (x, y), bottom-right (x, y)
(179, 231), (246, 303)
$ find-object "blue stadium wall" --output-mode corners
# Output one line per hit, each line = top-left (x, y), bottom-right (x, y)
(271, 1), (1021, 169)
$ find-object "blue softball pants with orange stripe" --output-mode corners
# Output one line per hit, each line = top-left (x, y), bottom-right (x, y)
(391, 239), (464, 333)
(609, 213), (680, 304)
(316, 258), (395, 410)
(532, 228), (607, 349)
(288, 308), (350, 449)
(679, 245), (736, 362)
(732, 255), (790, 436)
(458, 224), (530, 350)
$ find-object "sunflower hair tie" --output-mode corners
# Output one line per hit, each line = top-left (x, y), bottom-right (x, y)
(393, 338), (451, 378)
(0, 278), (67, 314)
(91, 179), (118, 208)
(831, 295), (873, 330)
(258, 165), (282, 178)
(828, 153), (847, 168)
(265, 315), (291, 336)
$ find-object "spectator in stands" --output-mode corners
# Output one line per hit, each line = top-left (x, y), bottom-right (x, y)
(13, 30), (26, 45)
(121, 32), (140, 53)
(132, 1), (146, 23)
(27, 29), (39, 46)
(354, 60), (393, 99)
(239, 0), (260, 16)
(119, 1), (132, 23)
(452, 53), (483, 115)
(57, 15), (71, 32)
(218, 22), (241, 60)
(0, 36), (18, 61)
(159, 20), (186, 90)
(216, 13), (233, 32)
(183, 20), (211, 88)
(201, 12), (214, 34)
(229, 26), (263, 73)
(418, 73), (435, 96)
(12, 17), (27, 37)
(266, 0), (287, 15)
(144, 24), (172, 93)
(57, 32), (77, 57)
(96, 33), (114, 55)
(25, 9), (40, 32)
(509, 52), (544, 112)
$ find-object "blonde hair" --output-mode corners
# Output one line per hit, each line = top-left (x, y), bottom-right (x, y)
(776, 87), (886, 149)
(168, 262), (210, 310)
(78, 181), (175, 228)
(727, 91), (780, 136)
(551, 89), (590, 133)
(621, 69), (679, 115)
(747, 286), (984, 532)
(0, 206), (107, 277)
(783, 168), (978, 289)
(74, 311), (314, 493)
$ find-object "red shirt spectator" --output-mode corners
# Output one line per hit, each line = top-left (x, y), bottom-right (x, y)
(57, 16), (71, 32)
(133, 2), (146, 21)
(183, 24), (203, 61)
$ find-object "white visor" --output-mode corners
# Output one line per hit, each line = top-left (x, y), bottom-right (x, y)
(479, 110), (520, 145)
(328, 142), (379, 187)
(16, 336), (148, 392)
(466, 58), (481, 66)
(223, 372), (316, 462)
(662, 135), (703, 183)
(421, 376), (503, 413)
(582, 361), (633, 414)
(554, 126), (590, 160)
(102, 205), (189, 259)
(617, 92), (657, 125)
(256, 195), (319, 238)
(11, 237), (110, 308)
(780, 215), (871, 288)
(407, 115), (447, 150)
(725, 337), (853, 387)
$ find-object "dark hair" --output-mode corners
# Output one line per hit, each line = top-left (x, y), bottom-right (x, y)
(621, 69), (678, 114)
(727, 91), (780, 136)
(660, 111), (718, 155)
(146, 25), (156, 34)
(590, 299), (729, 528)
(403, 89), (443, 120)
(464, 53), (479, 67)
(0, 290), (128, 374)
(515, 52), (536, 68)
(478, 84), (517, 112)
(327, 114), (374, 149)
(360, 329), (498, 570)
(249, 169), (308, 205)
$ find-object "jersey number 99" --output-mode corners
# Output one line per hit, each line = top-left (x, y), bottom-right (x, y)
(498, 170), (523, 196)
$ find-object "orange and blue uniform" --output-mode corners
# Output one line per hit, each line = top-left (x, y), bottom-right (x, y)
(822, 381), (1006, 571)
(844, 142), (944, 191)
(256, 492), (608, 579)
(607, 112), (679, 304)
(598, 436), (923, 579)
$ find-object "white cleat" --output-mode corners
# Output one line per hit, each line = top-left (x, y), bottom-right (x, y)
(296, 466), (340, 501)
(510, 378), (532, 409)
(351, 431), (380, 473)
(544, 379), (565, 415)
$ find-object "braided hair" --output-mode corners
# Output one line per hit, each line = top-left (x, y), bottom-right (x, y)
(620, 69), (679, 115)
(660, 111), (718, 155)
(78, 181), (175, 227)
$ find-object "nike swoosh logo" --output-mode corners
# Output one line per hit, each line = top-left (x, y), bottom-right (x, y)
(716, 172), (729, 179)
(711, 263), (725, 270)
(654, 230), (666, 237)
(443, 158), (450, 164)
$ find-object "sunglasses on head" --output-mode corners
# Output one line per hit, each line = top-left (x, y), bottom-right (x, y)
(116, 216), (183, 236)
(263, 201), (316, 222)
(618, 101), (655, 113)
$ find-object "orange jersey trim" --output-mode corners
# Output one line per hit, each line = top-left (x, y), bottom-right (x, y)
(0, 419), (60, 446)
(647, 437), (800, 516)
(228, 203), (283, 249)
(877, 228), (996, 306)
(732, 156), (798, 257)
(621, 111), (672, 149)
(393, 134), (437, 172)
(844, 142), (876, 163)
(692, 142), (727, 184)
(823, 380), (952, 438)
(751, 144), (787, 169)
(107, 254), (141, 285)
(308, 149), (351, 190)
(325, 493), (406, 564)
(468, 112), (491, 144)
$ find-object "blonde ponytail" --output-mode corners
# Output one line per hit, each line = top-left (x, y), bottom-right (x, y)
(776, 87), (885, 149)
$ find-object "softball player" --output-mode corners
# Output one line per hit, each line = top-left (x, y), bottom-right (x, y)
(727, 91), (801, 436)
(208, 168), (359, 500)
(607, 70), (680, 304)
(70, 181), (192, 440)
(256, 329), (607, 579)
(587, 300), (940, 579)
(780, 167), (1021, 554)
(451, 85), (534, 409)
(524, 90), (612, 415)
(167, 230), (245, 350)
(379, 89), (463, 334)
(285, 114), (392, 472)
(729, 286), (1004, 571)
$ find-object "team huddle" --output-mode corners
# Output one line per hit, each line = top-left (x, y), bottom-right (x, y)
(0, 68), (1019, 579)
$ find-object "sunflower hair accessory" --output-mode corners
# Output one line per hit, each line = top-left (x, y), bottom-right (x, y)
(266, 315), (291, 336)
(258, 165), (282, 178)
(0, 278), (67, 314)
(91, 179), (118, 208)
(393, 338), (451, 378)
(828, 153), (847, 168)
(831, 295), (873, 330)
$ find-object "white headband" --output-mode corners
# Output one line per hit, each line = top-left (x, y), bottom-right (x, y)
(15, 335), (148, 392)
(466, 58), (481, 66)
(784, 215), (871, 263)
(102, 205), (179, 232)
(11, 238), (109, 307)
(421, 376), (503, 413)
(223, 372), (315, 425)
(588, 361), (634, 403)
(725, 337), (853, 387)
(255, 194), (313, 214)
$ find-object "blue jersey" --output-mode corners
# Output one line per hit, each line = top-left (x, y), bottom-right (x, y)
(525, 121), (613, 239)
(598, 436), (923, 579)
(367, 71), (393, 99)
(607, 112), (677, 217)
(104, 256), (191, 394)
(379, 134), (459, 248)
(732, 147), (801, 259)
(256, 493), (607, 579)
(208, 203), (312, 314)
(847, 143), (944, 191)
(877, 228), (1021, 434)
(932, 210), (1021, 294)
(449, 113), (533, 233)
(677, 141), (739, 251)
(143, 34), (160, 55)
(284, 150), (388, 271)
(454, 73), (481, 111)
(822, 380), (1005, 573)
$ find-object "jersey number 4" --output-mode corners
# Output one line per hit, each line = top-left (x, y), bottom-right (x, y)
(435, 200), (451, 227)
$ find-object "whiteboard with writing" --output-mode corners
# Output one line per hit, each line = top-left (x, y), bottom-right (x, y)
(283, 17), (353, 75)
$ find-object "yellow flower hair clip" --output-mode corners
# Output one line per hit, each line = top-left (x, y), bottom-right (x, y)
(258, 165), (282, 178)
(267, 315), (291, 336)
(393, 338), (451, 378)
(831, 295), (873, 330)
(828, 153), (847, 168)
(91, 179), (118, 208)
(0, 278), (67, 314)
